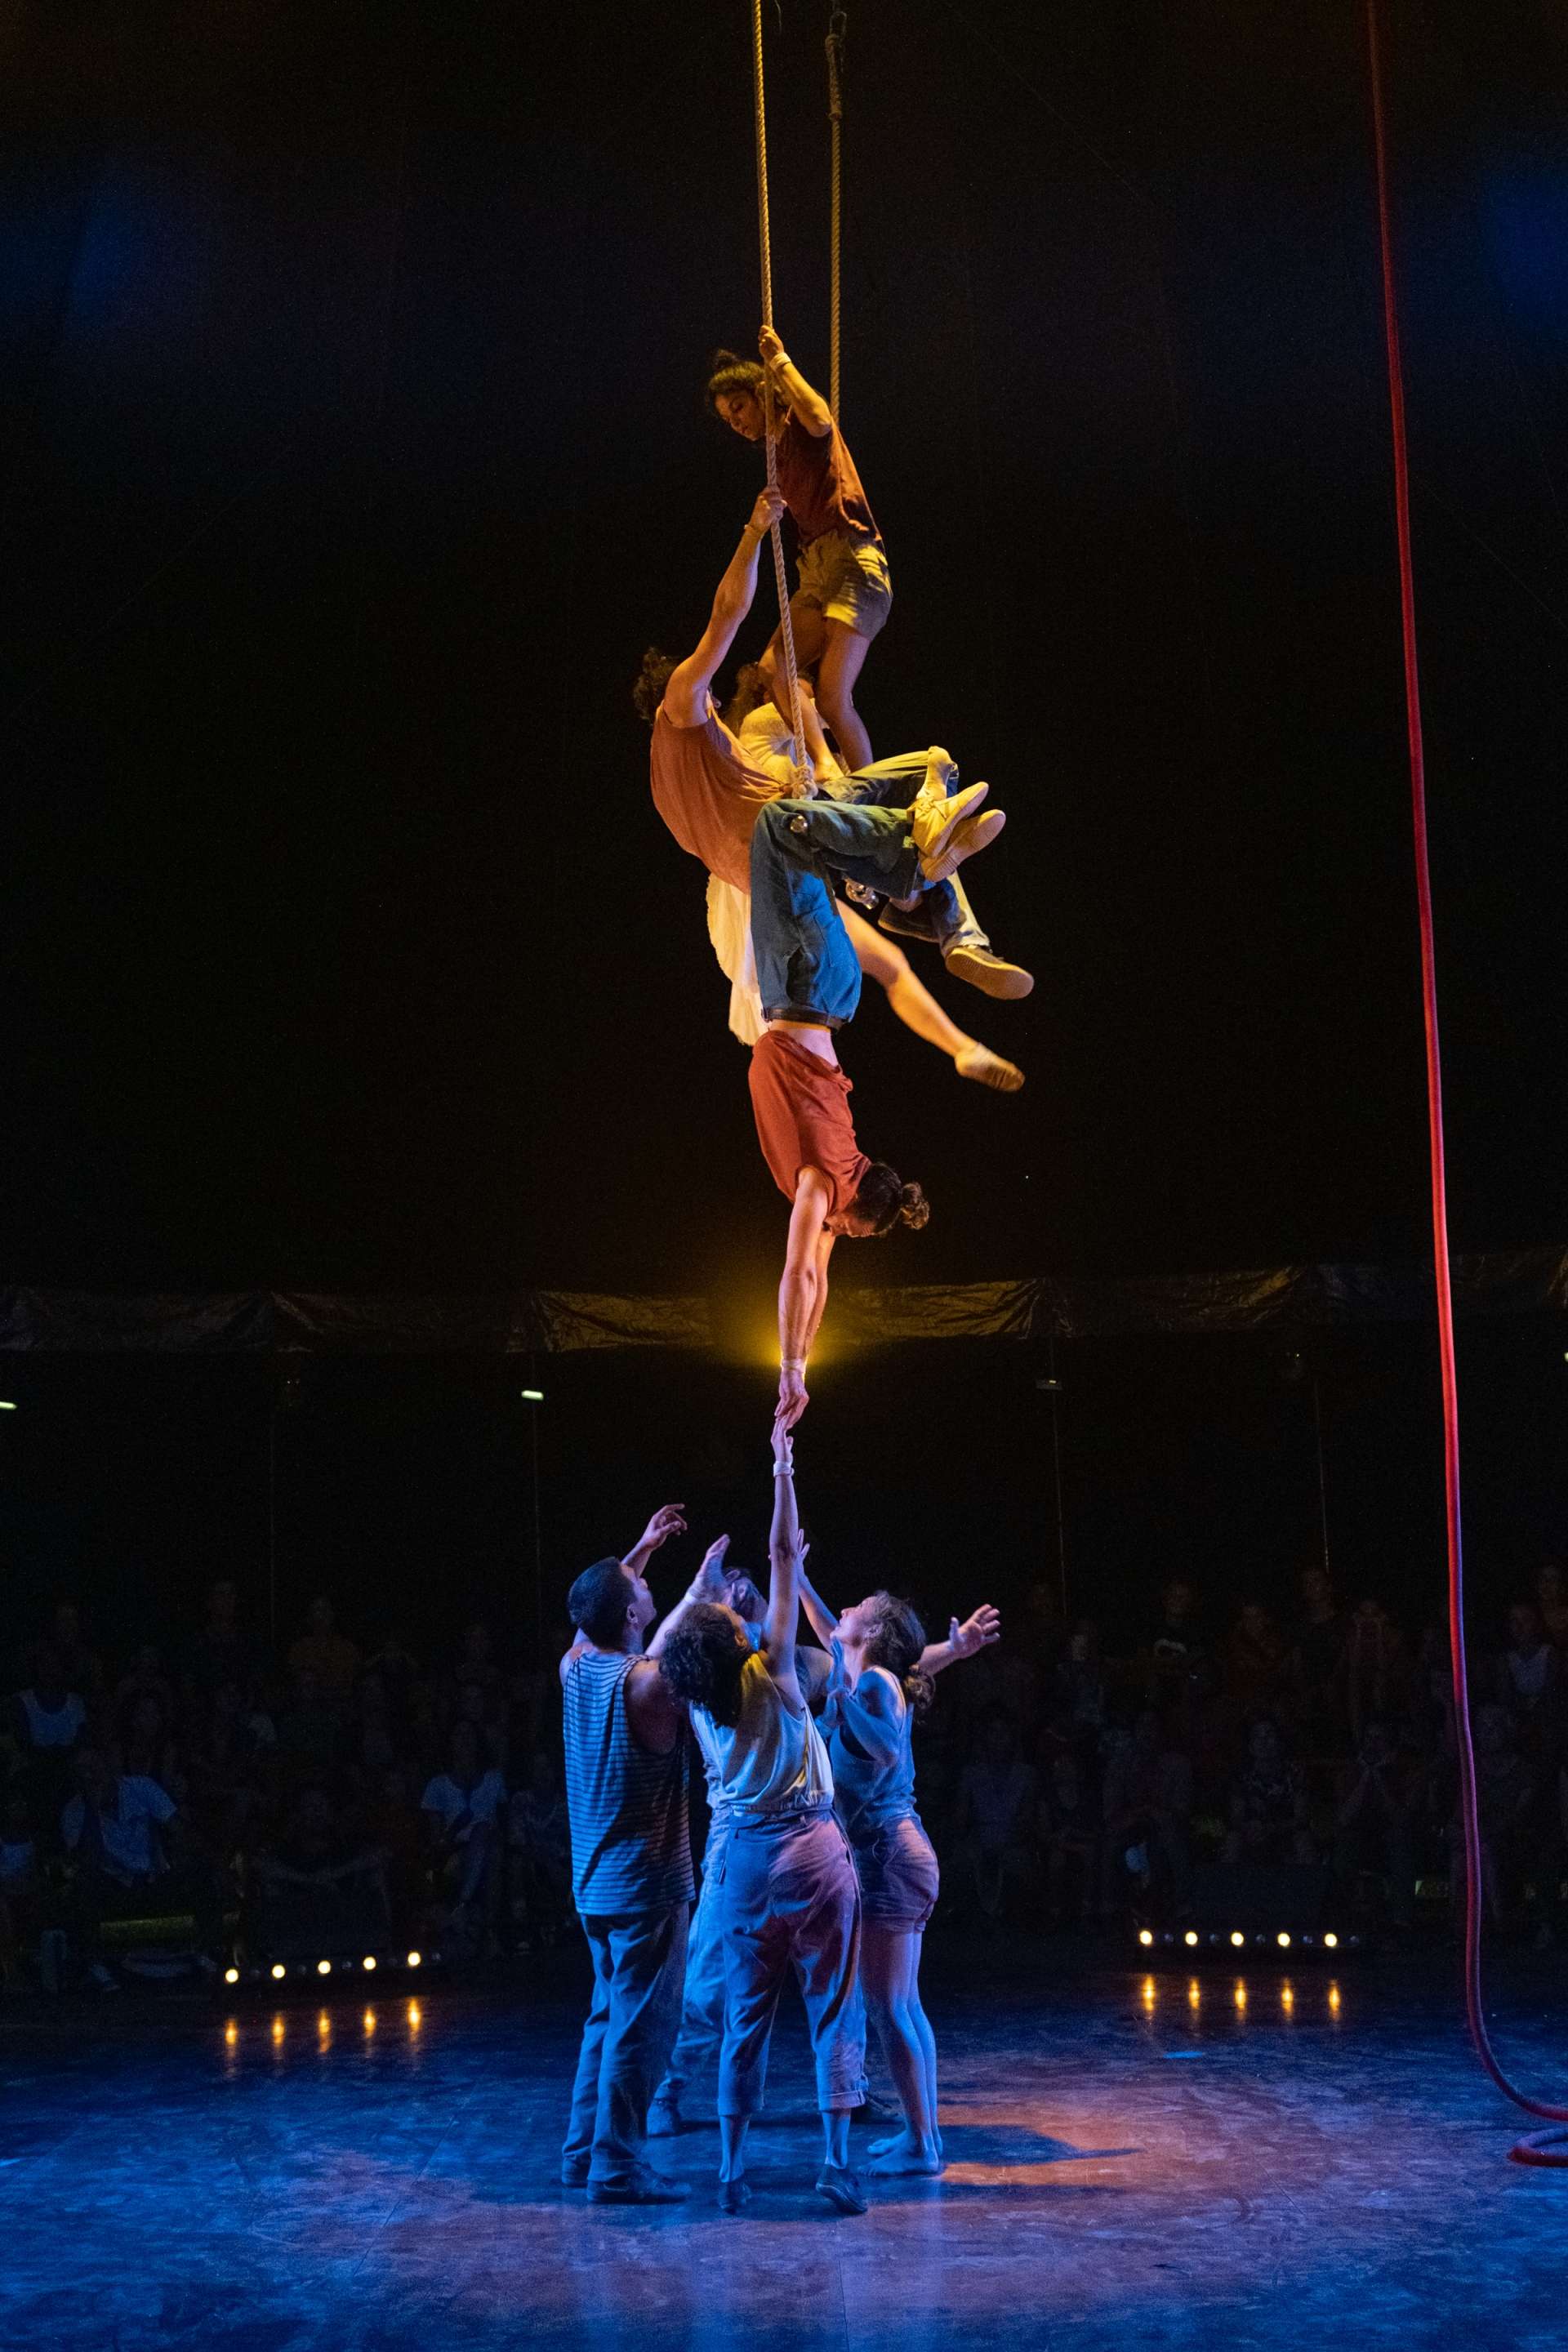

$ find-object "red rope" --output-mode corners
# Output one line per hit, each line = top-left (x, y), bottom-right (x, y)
(1365, 0), (1568, 2167)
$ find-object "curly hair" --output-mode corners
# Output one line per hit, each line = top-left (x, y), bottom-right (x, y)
(862, 1592), (933, 1715)
(658, 1604), (750, 1728)
(632, 645), (678, 728)
(706, 348), (765, 414)
(849, 1163), (931, 1237)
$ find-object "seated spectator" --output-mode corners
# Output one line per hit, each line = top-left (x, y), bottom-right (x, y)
(507, 1749), (571, 1948)
(1286, 1566), (1346, 1752)
(275, 1664), (343, 1791)
(10, 1647), (87, 1833)
(451, 1675), (509, 1776)
(1493, 1601), (1561, 1738)
(1036, 1713), (1100, 1927)
(1449, 1704), (1535, 1931)
(287, 1596), (361, 1709)
(421, 1722), (506, 1954)
(61, 1747), (215, 1991)
(114, 1644), (176, 1720)
(183, 1579), (253, 1704)
(362, 1766), (427, 1940)
(1333, 1719), (1417, 1927)
(114, 1688), (185, 1804)
(1223, 1716), (1316, 1868)
(0, 1786), (41, 1983)
(350, 1672), (400, 1784)
(1223, 1600), (1287, 1720)
(448, 1622), (503, 1709)
(1099, 1708), (1192, 1915)
(1335, 1597), (1411, 1752)
(1143, 1579), (1214, 1729)
(953, 1717), (1039, 1923)
(254, 1785), (390, 1958)
(186, 1680), (274, 1855)
(1050, 1620), (1106, 1740)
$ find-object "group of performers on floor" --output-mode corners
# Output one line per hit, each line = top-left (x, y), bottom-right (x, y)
(638, 327), (1032, 1431)
(559, 1437), (1000, 2212)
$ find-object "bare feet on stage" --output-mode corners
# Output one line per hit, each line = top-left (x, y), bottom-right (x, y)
(866, 2130), (946, 2176)
(945, 942), (1035, 1001)
(955, 1042), (1024, 1091)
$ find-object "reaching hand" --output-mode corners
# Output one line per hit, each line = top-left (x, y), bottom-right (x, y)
(691, 1535), (731, 1605)
(635, 1503), (687, 1556)
(771, 1415), (795, 1474)
(758, 323), (786, 367)
(776, 1368), (808, 1432)
(748, 488), (786, 538)
(948, 1605), (1001, 1659)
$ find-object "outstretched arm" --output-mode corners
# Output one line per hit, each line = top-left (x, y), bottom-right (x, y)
(762, 1422), (805, 1708)
(646, 1536), (732, 1660)
(664, 490), (785, 727)
(919, 1605), (1002, 1677)
(798, 1563), (838, 1652)
(777, 1172), (833, 1430)
(622, 1503), (687, 1579)
(759, 326), (832, 439)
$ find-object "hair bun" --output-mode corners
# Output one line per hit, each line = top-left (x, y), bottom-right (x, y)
(898, 1182), (930, 1232)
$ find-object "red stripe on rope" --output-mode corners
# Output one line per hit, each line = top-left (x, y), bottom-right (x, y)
(1365, 0), (1568, 2164)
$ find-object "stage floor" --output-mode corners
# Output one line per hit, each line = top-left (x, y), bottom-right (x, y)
(1, 1948), (1564, 2350)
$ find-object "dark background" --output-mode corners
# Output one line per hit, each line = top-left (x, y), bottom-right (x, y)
(2, 0), (1565, 1650)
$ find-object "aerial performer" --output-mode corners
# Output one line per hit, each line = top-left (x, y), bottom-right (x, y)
(658, 1421), (867, 2215)
(635, 497), (1030, 1083)
(801, 1566), (1000, 2174)
(709, 324), (884, 772)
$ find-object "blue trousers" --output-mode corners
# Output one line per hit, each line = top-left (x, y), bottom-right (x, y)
(561, 1901), (689, 2186)
(653, 1819), (732, 2102)
(840, 752), (987, 957)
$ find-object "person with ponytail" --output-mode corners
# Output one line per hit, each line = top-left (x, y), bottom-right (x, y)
(800, 1566), (1002, 2175)
(658, 1422), (868, 2216)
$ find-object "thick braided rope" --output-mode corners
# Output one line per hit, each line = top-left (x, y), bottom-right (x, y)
(826, 15), (844, 424)
(751, 0), (808, 788)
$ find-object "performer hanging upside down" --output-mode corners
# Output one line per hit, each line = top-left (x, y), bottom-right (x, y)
(708, 325), (885, 770)
(748, 755), (1004, 1430)
(635, 492), (1029, 1089)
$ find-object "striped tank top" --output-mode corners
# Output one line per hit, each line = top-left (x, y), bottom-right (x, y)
(563, 1650), (693, 1917)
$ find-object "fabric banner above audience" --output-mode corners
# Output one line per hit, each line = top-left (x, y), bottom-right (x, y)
(0, 1248), (1564, 1354)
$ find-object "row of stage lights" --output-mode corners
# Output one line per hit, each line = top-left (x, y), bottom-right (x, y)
(221, 1950), (431, 1986)
(1138, 1928), (1359, 1952)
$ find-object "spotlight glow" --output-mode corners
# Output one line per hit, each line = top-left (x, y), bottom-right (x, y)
(1323, 1932), (1339, 1949)
(1183, 1930), (1199, 1947)
(270, 1963), (286, 1980)
(363, 1956), (376, 1971)
(1138, 1928), (1154, 1946)
(1230, 1931), (1245, 1948)
(406, 1950), (422, 1968)
(520, 1389), (545, 1403)
(317, 1959), (332, 1976)
(224, 1967), (240, 1984)
(407, 2002), (422, 2029)
(224, 2021), (238, 2046)
(1276, 1931), (1291, 1949)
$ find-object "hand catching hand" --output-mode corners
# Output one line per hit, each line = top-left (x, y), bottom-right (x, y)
(776, 1367), (808, 1432)
(949, 1605), (1001, 1659)
(748, 487), (785, 538)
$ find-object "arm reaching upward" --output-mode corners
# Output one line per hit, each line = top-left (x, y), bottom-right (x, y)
(622, 1503), (687, 1579)
(759, 325), (833, 439)
(664, 491), (785, 727)
(646, 1535), (733, 1660)
(777, 1171), (833, 1429)
(763, 1421), (805, 1709)
(919, 1605), (1003, 1677)
(798, 1561), (838, 1652)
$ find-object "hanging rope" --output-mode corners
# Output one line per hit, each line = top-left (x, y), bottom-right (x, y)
(1365, 0), (1568, 2169)
(751, 0), (808, 791)
(826, 7), (846, 424)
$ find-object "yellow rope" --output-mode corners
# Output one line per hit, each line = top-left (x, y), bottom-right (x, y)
(751, 0), (808, 791)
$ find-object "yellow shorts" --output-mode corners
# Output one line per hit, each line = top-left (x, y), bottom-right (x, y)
(794, 532), (893, 639)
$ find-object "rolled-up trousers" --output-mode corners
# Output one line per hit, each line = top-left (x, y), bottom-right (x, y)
(717, 1807), (863, 2118)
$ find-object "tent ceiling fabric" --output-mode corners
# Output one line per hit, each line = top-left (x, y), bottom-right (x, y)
(0, 1250), (1564, 1355)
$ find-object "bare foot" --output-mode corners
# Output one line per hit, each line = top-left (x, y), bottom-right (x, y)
(866, 2135), (944, 2176)
(955, 1044), (1024, 1092)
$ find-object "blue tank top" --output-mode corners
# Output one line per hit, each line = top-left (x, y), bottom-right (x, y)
(563, 1650), (693, 1916)
(821, 1666), (917, 1845)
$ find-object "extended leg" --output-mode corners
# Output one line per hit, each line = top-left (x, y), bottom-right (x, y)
(861, 1922), (942, 2173)
(839, 904), (1023, 1093)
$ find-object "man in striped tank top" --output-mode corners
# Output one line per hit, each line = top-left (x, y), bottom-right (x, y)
(559, 1507), (730, 2203)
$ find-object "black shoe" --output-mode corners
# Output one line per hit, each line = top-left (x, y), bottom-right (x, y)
(815, 2161), (868, 2216)
(560, 2161), (590, 2189)
(716, 2176), (752, 2214)
(586, 2172), (692, 2206)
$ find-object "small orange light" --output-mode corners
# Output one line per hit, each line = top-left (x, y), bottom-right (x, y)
(408, 2001), (422, 2029)
(271, 1963), (286, 1980)
(224, 2021), (238, 2046)
(1138, 1929), (1154, 1947)
(1230, 1931), (1245, 1948)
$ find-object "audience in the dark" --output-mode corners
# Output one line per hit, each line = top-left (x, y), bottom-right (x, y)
(2, 1552), (1566, 1990)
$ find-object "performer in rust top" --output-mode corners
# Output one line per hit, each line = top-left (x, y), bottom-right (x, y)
(707, 326), (888, 770)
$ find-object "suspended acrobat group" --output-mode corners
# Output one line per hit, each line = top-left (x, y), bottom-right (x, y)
(638, 298), (1032, 1430)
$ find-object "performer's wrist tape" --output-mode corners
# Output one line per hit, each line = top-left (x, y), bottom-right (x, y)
(781, 1357), (806, 1372)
